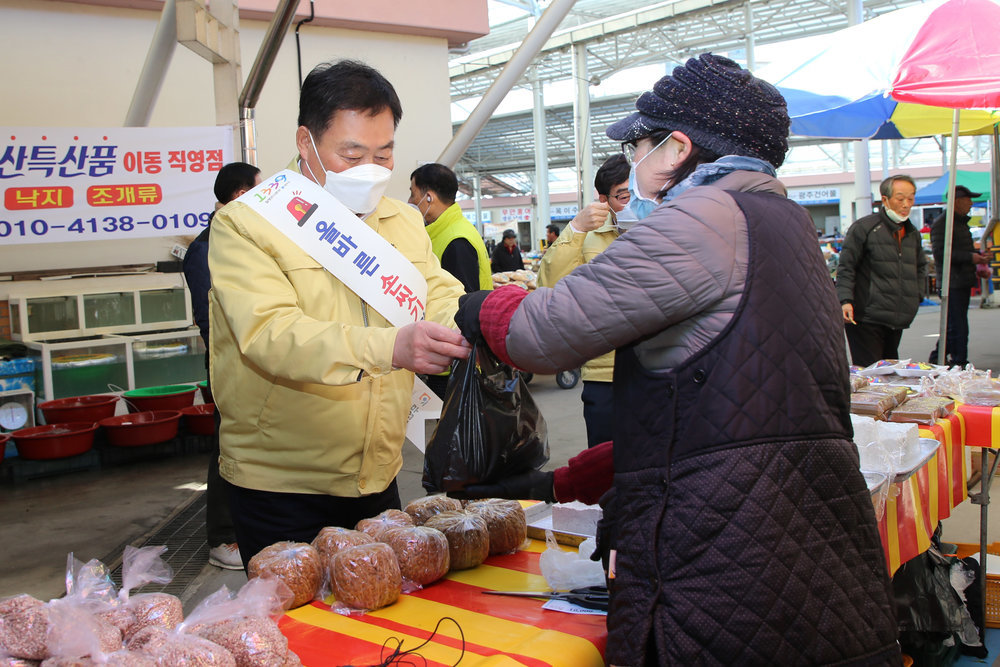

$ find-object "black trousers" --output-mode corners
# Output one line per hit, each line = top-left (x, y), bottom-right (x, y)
(228, 479), (401, 571)
(844, 321), (904, 368)
(580, 380), (614, 449)
(929, 287), (971, 367)
(205, 376), (236, 546)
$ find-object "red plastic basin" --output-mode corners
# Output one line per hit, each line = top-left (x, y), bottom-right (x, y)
(0, 432), (10, 462)
(123, 385), (197, 413)
(180, 403), (215, 436)
(39, 395), (119, 424)
(98, 410), (182, 447)
(11, 423), (98, 460)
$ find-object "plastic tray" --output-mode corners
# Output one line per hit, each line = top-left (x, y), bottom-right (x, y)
(891, 437), (941, 483)
(863, 471), (889, 498)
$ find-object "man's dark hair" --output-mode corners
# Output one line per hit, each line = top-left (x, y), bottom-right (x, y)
(214, 162), (260, 204)
(594, 154), (630, 196)
(546, 224), (560, 237)
(298, 60), (403, 137)
(410, 163), (458, 205)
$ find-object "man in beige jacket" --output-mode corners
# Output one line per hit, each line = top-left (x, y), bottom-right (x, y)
(538, 154), (630, 447)
(208, 61), (468, 568)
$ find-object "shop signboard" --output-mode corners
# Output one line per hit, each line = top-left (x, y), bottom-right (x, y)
(462, 209), (492, 225)
(0, 126), (233, 245)
(499, 207), (532, 223)
(550, 204), (579, 221)
(788, 187), (840, 206)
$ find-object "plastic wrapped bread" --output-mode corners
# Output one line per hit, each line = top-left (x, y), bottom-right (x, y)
(858, 384), (909, 407)
(465, 499), (527, 555)
(403, 496), (462, 526)
(381, 526), (450, 587)
(423, 511), (490, 570)
(328, 543), (401, 612)
(310, 527), (374, 559)
(849, 375), (871, 393)
(355, 510), (414, 540)
(888, 396), (954, 424)
(124, 593), (183, 641)
(0, 594), (51, 660)
(247, 543), (322, 610)
(850, 393), (895, 419)
(193, 617), (288, 667)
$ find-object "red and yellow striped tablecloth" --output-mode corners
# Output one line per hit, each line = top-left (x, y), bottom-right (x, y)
(955, 402), (1000, 449)
(878, 413), (968, 574)
(279, 539), (607, 666)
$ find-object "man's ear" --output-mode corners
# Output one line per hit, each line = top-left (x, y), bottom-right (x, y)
(295, 126), (312, 161)
(598, 194), (609, 204)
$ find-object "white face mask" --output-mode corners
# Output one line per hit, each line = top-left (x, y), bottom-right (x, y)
(305, 131), (391, 217)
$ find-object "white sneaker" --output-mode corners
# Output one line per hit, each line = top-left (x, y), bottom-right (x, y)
(208, 543), (243, 570)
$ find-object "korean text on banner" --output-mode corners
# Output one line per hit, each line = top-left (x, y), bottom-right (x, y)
(0, 127), (233, 245)
(240, 170), (428, 326)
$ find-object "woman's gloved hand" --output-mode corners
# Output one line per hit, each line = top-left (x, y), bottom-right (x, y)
(454, 290), (490, 344)
(448, 469), (555, 503)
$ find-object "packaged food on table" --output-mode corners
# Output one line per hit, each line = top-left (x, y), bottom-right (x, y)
(381, 526), (450, 588)
(193, 617), (287, 667)
(247, 543), (322, 610)
(0, 594), (51, 660)
(464, 499), (528, 555)
(857, 359), (902, 376)
(355, 510), (414, 540)
(403, 496), (462, 526)
(423, 511), (490, 570)
(888, 397), (955, 424)
(849, 393), (895, 419)
(124, 593), (183, 642)
(129, 626), (234, 666)
(39, 652), (158, 666)
(328, 543), (401, 613)
(310, 527), (373, 560)
(858, 384), (910, 407)
(849, 375), (871, 393)
(962, 379), (1000, 407)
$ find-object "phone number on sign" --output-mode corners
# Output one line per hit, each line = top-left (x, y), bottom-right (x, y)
(0, 212), (211, 238)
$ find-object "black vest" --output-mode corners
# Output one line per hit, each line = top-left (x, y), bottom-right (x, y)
(606, 190), (899, 666)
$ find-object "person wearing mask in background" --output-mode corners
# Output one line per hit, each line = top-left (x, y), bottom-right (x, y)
(408, 162), (492, 398)
(837, 175), (927, 367)
(544, 223), (560, 249)
(928, 184), (988, 368)
(454, 54), (899, 665)
(208, 60), (469, 568)
(537, 153), (630, 448)
(182, 160), (260, 570)
(490, 228), (524, 273)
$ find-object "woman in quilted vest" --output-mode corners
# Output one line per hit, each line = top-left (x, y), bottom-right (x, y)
(455, 54), (901, 666)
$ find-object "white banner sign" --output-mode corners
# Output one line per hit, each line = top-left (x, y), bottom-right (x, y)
(788, 187), (840, 205)
(0, 126), (233, 245)
(239, 170), (428, 326)
(500, 206), (532, 223)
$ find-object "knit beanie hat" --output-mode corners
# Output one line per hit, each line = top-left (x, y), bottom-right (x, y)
(606, 53), (790, 168)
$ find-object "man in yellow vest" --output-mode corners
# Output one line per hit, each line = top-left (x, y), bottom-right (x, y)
(409, 162), (493, 397)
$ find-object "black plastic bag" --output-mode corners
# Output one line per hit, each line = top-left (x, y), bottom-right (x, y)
(422, 339), (548, 493)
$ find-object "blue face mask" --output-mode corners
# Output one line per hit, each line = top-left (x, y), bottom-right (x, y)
(620, 133), (673, 226)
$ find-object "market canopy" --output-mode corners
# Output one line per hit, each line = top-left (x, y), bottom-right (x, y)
(914, 170), (993, 205)
(758, 0), (1000, 139)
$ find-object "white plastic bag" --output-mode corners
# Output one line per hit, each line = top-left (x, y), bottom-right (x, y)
(538, 531), (605, 591)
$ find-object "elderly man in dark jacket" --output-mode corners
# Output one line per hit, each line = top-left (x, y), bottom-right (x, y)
(928, 184), (988, 367)
(837, 174), (928, 367)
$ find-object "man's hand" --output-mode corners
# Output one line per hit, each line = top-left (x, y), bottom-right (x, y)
(972, 252), (988, 264)
(392, 321), (470, 374)
(570, 202), (611, 233)
(842, 303), (856, 324)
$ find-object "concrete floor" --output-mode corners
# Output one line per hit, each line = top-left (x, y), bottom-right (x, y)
(0, 299), (997, 607)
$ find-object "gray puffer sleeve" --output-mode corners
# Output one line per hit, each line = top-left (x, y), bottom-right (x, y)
(505, 186), (745, 373)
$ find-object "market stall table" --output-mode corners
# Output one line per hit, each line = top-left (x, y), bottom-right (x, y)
(279, 539), (607, 666)
(878, 413), (967, 574)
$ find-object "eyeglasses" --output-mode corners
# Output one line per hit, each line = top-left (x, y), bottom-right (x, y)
(621, 142), (637, 163)
(613, 191), (631, 204)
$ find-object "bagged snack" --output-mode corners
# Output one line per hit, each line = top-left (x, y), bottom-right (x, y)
(423, 511), (490, 570)
(850, 393), (894, 419)
(310, 528), (373, 560)
(328, 544), (401, 613)
(355, 510), (414, 540)
(465, 499), (527, 555)
(962, 378), (1000, 407)
(181, 576), (293, 667)
(888, 397), (955, 424)
(114, 547), (179, 641)
(40, 652), (157, 666)
(129, 627), (234, 666)
(858, 384), (909, 407)
(0, 595), (52, 660)
(403, 496), (462, 526)
(247, 543), (321, 610)
(381, 526), (450, 589)
(849, 375), (871, 393)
